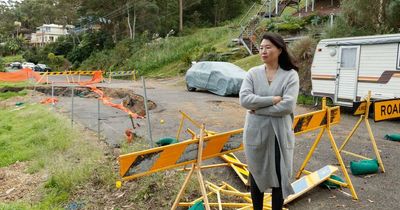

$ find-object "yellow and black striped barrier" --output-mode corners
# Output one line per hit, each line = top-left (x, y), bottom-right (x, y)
(293, 106), (340, 135)
(39, 70), (99, 75)
(106, 70), (138, 82)
(106, 71), (136, 76)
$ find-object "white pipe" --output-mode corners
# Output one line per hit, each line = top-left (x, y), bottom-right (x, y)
(330, 13), (335, 28)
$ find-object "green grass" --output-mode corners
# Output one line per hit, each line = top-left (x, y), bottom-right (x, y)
(0, 82), (30, 88)
(0, 104), (113, 209)
(0, 89), (27, 100)
(1, 54), (24, 64)
(147, 60), (188, 78)
(127, 26), (237, 76)
(297, 94), (315, 105)
(233, 54), (262, 71)
(0, 103), (199, 209)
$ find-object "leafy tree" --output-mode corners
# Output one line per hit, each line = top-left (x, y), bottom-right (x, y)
(325, 0), (400, 38)
(387, 0), (400, 29)
(4, 36), (26, 55)
(0, 3), (17, 39)
(66, 30), (114, 67)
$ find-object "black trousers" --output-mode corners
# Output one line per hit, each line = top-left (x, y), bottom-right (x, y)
(249, 138), (284, 210)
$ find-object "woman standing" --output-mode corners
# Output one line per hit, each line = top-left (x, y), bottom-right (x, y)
(239, 33), (299, 210)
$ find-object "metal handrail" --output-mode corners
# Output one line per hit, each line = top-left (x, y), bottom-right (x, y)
(238, 2), (257, 27)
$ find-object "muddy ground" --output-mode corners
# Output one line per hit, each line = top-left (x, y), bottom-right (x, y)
(1, 76), (399, 209)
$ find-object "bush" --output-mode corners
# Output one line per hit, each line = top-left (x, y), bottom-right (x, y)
(23, 47), (48, 64)
(266, 15), (305, 34)
(0, 57), (5, 72)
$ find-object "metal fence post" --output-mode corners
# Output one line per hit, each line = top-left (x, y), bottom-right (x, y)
(142, 76), (153, 147)
(51, 82), (55, 108)
(98, 99), (100, 141)
(71, 86), (74, 127)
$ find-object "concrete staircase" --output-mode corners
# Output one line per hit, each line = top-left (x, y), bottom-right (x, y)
(239, 0), (300, 55)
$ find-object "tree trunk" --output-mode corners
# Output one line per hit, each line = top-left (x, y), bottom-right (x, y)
(127, 3), (133, 39)
(113, 23), (118, 43)
(133, 2), (137, 40)
(133, 13), (136, 40)
(179, 0), (183, 32)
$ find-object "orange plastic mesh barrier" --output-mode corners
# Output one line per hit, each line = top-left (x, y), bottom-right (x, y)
(77, 71), (143, 118)
(0, 68), (43, 82)
(0, 69), (102, 84)
(78, 71), (104, 85)
(40, 97), (59, 104)
(82, 84), (143, 119)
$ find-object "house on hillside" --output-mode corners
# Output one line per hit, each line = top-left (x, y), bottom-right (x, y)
(30, 24), (74, 46)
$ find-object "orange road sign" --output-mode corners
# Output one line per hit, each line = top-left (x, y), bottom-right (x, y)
(119, 129), (243, 181)
(374, 99), (400, 122)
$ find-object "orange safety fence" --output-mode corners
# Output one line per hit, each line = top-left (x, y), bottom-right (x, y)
(0, 68), (44, 83)
(40, 97), (59, 104)
(82, 84), (144, 119)
(78, 71), (104, 85)
(77, 71), (144, 118)
(0, 69), (103, 85)
(2, 69), (141, 119)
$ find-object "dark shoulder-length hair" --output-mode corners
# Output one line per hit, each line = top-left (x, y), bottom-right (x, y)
(261, 33), (298, 71)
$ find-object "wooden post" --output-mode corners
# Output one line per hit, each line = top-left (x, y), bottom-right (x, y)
(196, 124), (210, 210)
(171, 124), (211, 210)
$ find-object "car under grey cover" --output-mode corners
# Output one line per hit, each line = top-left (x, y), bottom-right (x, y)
(185, 61), (247, 96)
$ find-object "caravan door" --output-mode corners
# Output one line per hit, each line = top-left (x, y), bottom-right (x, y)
(335, 46), (360, 106)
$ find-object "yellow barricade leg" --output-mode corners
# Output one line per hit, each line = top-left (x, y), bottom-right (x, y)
(365, 119), (385, 172)
(295, 127), (325, 179)
(338, 116), (363, 152)
(327, 127), (358, 200)
(338, 91), (385, 173)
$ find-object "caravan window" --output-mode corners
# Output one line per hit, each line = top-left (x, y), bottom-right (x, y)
(340, 47), (357, 69)
(397, 43), (400, 69)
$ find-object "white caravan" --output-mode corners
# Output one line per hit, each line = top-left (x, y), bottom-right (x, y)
(310, 33), (400, 107)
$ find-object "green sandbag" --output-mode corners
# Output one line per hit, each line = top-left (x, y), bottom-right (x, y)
(321, 174), (344, 189)
(155, 137), (178, 146)
(189, 200), (204, 210)
(384, 134), (400, 142)
(350, 159), (379, 175)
